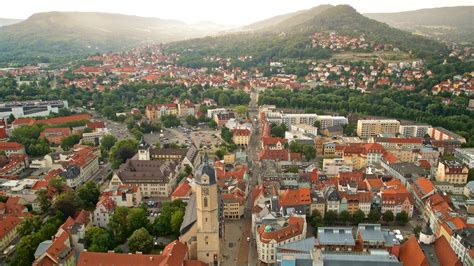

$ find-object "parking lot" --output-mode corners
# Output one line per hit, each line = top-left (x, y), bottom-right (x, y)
(144, 125), (223, 152)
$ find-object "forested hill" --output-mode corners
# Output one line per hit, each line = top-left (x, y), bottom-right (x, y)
(0, 12), (228, 66)
(165, 5), (447, 67)
(365, 6), (474, 43)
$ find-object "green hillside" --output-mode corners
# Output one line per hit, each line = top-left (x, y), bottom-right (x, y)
(365, 6), (474, 43)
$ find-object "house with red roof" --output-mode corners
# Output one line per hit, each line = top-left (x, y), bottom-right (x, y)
(0, 142), (25, 156)
(279, 188), (311, 215)
(0, 215), (21, 251)
(256, 215), (306, 264)
(77, 240), (207, 266)
(171, 180), (193, 202)
(40, 127), (72, 145)
(381, 182), (414, 218)
(409, 177), (436, 210)
(92, 196), (115, 228)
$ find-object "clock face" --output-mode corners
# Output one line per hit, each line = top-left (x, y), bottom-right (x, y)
(202, 188), (209, 195)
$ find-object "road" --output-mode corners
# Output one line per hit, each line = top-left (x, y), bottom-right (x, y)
(240, 89), (262, 265)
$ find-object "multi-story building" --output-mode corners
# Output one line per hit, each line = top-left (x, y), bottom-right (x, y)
(256, 215), (307, 264)
(232, 128), (251, 146)
(322, 158), (353, 177)
(0, 142), (25, 156)
(356, 224), (400, 253)
(290, 124), (318, 136)
(145, 104), (179, 120)
(356, 119), (400, 138)
(281, 113), (318, 128)
(399, 124), (430, 138)
(450, 228), (474, 264)
(436, 160), (469, 185)
(0, 100), (68, 119)
(0, 215), (20, 251)
(454, 148), (474, 169)
(40, 127), (72, 145)
(214, 111), (235, 127)
(316, 115), (348, 129)
(58, 146), (100, 188)
(315, 227), (355, 253)
(92, 196), (115, 228)
(222, 192), (245, 219)
(101, 185), (142, 208)
(429, 127), (466, 144)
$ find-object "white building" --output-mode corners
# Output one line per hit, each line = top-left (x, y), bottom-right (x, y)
(455, 148), (474, 169)
(316, 115), (348, 129)
(92, 197), (115, 228)
(256, 215), (307, 264)
(0, 100), (68, 119)
(357, 119), (400, 138)
(399, 124), (430, 138)
(290, 124), (318, 136)
(322, 158), (353, 176)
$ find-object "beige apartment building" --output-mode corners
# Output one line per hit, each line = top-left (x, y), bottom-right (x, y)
(357, 119), (401, 138)
(436, 160), (469, 185)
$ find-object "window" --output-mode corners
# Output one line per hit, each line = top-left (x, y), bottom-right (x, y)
(204, 197), (208, 207)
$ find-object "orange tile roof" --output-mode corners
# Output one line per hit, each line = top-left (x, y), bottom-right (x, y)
(258, 216), (305, 244)
(0, 142), (24, 151)
(434, 236), (461, 266)
(171, 181), (192, 198)
(0, 215), (20, 239)
(398, 236), (428, 266)
(280, 188), (311, 206)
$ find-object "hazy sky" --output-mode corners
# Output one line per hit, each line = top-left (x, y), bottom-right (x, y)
(1, 0), (472, 25)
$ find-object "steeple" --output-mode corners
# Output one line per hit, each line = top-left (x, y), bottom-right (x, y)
(203, 152), (209, 165)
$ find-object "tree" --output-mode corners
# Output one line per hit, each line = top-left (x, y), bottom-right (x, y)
(127, 208), (150, 233)
(77, 182), (100, 210)
(313, 121), (321, 128)
(368, 209), (381, 223)
(109, 139), (138, 169)
(218, 93), (230, 106)
(235, 105), (247, 117)
(109, 207), (131, 243)
(383, 210), (394, 223)
(310, 210), (324, 228)
(339, 210), (350, 225)
(324, 210), (337, 225)
(49, 176), (66, 194)
(170, 209), (185, 236)
(51, 191), (81, 218)
(160, 115), (181, 128)
(215, 148), (226, 160)
(128, 228), (154, 254)
(396, 211), (409, 225)
(60, 134), (81, 150)
(270, 123), (286, 138)
(36, 189), (50, 213)
(303, 145), (316, 160)
(100, 134), (117, 157)
(185, 115), (198, 126)
(184, 164), (193, 176)
(85, 226), (114, 252)
(352, 209), (365, 225)
(208, 120), (218, 129)
(17, 215), (42, 237)
(220, 126), (233, 143)
(7, 113), (15, 124)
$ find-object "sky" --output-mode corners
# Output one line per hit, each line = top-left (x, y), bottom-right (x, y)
(1, 0), (472, 25)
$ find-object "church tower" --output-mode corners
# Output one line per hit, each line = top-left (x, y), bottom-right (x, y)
(195, 154), (221, 265)
(138, 137), (150, 161)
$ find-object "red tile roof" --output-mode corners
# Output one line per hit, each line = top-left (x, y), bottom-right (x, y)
(0, 142), (24, 151)
(434, 236), (461, 266)
(398, 236), (428, 266)
(0, 215), (20, 239)
(232, 128), (250, 136)
(280, 188), (311, 206)
(171, 181), (192, 198)
(258, 216), (305, 244)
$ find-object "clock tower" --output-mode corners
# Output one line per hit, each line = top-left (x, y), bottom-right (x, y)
(195, 153), (221, 265)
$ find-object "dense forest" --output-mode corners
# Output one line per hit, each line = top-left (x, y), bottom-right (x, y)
(258, 87), (474, 146)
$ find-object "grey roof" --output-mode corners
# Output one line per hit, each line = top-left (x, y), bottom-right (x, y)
(34, 240), (52, 258)
(317, 227), (355, 246)
(117, 159), (178, 183)
(357, 224), (385, 242)
(322, 252), (401, 266)
(180, 194), (197, 235)
(195, 154), (216, 185)
(277, 237), (315, 253)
